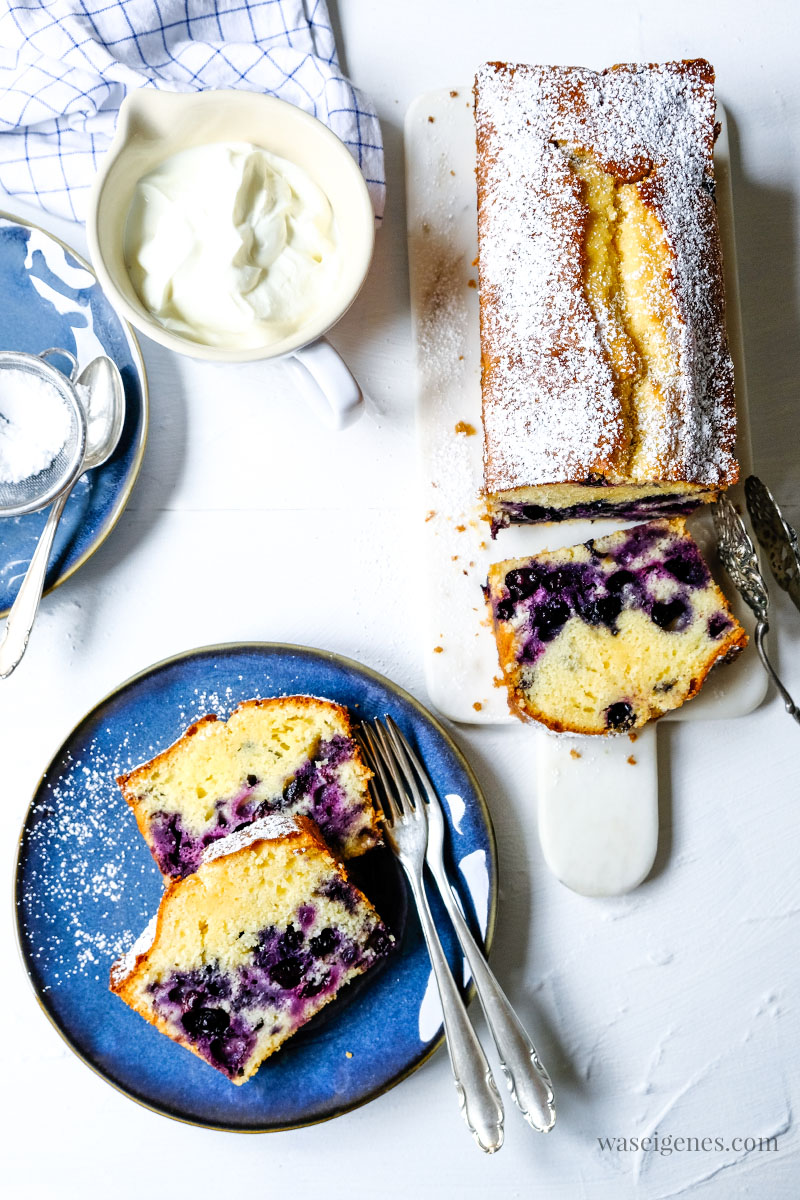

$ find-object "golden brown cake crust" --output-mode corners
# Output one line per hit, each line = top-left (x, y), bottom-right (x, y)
(475, 60), (737, 501)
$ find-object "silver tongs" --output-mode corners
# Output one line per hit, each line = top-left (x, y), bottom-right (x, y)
(745, 476), (800, 616)
(713, 490), (800, 726)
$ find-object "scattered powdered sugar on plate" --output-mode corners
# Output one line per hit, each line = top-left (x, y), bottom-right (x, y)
(19, 731), (160, 988)
(17, 684), (272, 989)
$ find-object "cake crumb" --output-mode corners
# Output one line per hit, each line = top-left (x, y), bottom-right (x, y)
(627, 755), (637, 766)
(467, 279), (477, 289)
(450, 169), (456, 176)
(434, 646), (444, 654)
(345, 1050), (353, 1059)
(473, 701), (483, 711)
(455, 524), (466, 532)
(458, 354), (464, 361)
(628, 731), (638, 743)
(450, 90), (459, 98)
(472, 256), (479, 267)
(569, 748), (581, 759)
(454, 421), (476, 436)
(451, 555), (459, 561)
(425, 510), (436, 521)
(427, 115), (435, 123)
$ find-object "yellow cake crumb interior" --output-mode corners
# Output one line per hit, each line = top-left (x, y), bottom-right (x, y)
(513, 602), (725, 733)
(569, 148), (681, 481)
(119, 828), (383, 1083)
(132, 700), (352, 829)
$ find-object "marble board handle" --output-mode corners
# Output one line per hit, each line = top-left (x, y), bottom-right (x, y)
(536, 724), (659, 897)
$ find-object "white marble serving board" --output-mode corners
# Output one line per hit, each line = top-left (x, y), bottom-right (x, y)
(405, 88), (766, 896)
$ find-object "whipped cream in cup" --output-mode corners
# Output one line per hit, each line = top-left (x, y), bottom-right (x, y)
(125, 143), (341, 351)
(87, 90), (375, 429)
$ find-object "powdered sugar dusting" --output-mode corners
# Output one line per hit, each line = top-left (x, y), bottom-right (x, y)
(17, 735), (162, 989)
(475, 60), (737, 492)
(201, 812), (303, 864)
(109, 914), (158, 986)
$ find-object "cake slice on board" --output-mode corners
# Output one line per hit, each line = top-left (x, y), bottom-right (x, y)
(486, 518), (747, 735)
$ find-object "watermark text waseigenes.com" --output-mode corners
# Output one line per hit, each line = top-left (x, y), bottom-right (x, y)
(598, 1133), (779, 1156)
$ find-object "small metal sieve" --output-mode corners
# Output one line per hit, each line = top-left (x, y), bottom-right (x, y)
(0, 349), (87, 518)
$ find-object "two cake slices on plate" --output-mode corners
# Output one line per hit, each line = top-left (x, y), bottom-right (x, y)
(110, 696), (392, 1084)
(474, 60), (747, 731)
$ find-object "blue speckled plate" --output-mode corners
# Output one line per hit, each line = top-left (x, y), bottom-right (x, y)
(0, 212), (148, 616)
(15, 643), (497, 1131)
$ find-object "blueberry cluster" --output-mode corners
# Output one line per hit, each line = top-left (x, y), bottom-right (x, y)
(149, 963), (255, 1078)
(494, 494), (700, 534)
(148, 735), (361, 880)
(149, 908), (391, 1078)
(494, 526), (717, 663)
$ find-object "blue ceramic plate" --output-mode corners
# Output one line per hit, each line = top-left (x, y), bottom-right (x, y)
(0, 212), (148, 616)
(15, 643), (497, 1131)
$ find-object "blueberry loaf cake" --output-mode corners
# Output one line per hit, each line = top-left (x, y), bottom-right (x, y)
(117, 696), (380, 880)
(110, 813), (392, 1084)
(486, 518), (747, 734)
(475, 60), (737, 532)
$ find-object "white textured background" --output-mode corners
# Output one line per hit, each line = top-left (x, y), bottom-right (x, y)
(2, 1), (799, 1196)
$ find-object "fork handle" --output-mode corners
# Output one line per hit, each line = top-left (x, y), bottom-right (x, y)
(429, 860), (556, 1132)
(405, 869), (504, 1153)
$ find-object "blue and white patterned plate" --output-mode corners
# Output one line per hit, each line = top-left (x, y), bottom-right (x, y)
(0, 212), (148, 615)
(15, 643), (497, 1131)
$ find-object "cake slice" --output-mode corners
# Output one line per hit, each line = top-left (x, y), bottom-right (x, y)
(117, 696), (380, 880)
(486, 518), (747, 734)
(110, 814), (393, 1084)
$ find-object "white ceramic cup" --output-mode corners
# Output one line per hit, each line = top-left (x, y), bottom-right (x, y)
(86, 89), (375, 429)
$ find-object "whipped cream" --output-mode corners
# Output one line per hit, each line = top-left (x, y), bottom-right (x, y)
(124, 142), (340, 349)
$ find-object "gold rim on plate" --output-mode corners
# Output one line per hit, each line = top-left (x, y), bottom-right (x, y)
(13, 640), (499, 1133)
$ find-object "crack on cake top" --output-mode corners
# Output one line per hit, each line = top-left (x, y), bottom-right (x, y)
(475, 59), (737, 492)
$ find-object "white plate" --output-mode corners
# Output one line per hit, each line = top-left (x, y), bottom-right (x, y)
(405, 88), (766, 896)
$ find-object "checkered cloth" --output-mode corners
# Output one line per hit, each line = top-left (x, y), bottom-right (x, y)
(0, 0), (384, 223)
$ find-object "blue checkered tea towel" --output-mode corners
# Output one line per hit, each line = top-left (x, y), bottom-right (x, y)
(0, 0), (384, 223)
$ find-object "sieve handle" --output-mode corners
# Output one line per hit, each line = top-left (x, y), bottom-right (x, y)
(0, 488), (70, 677)
(37, 348), (79, 382)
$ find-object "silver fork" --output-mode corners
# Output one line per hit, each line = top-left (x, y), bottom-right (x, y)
(361, 722), (505, 1154)
(382, 716), (556, 1133)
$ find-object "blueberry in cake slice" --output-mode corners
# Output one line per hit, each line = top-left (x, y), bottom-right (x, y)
(110, 814), (393, 1084)
(117, 696), (380, 880)
(486, 518), (747, 734)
